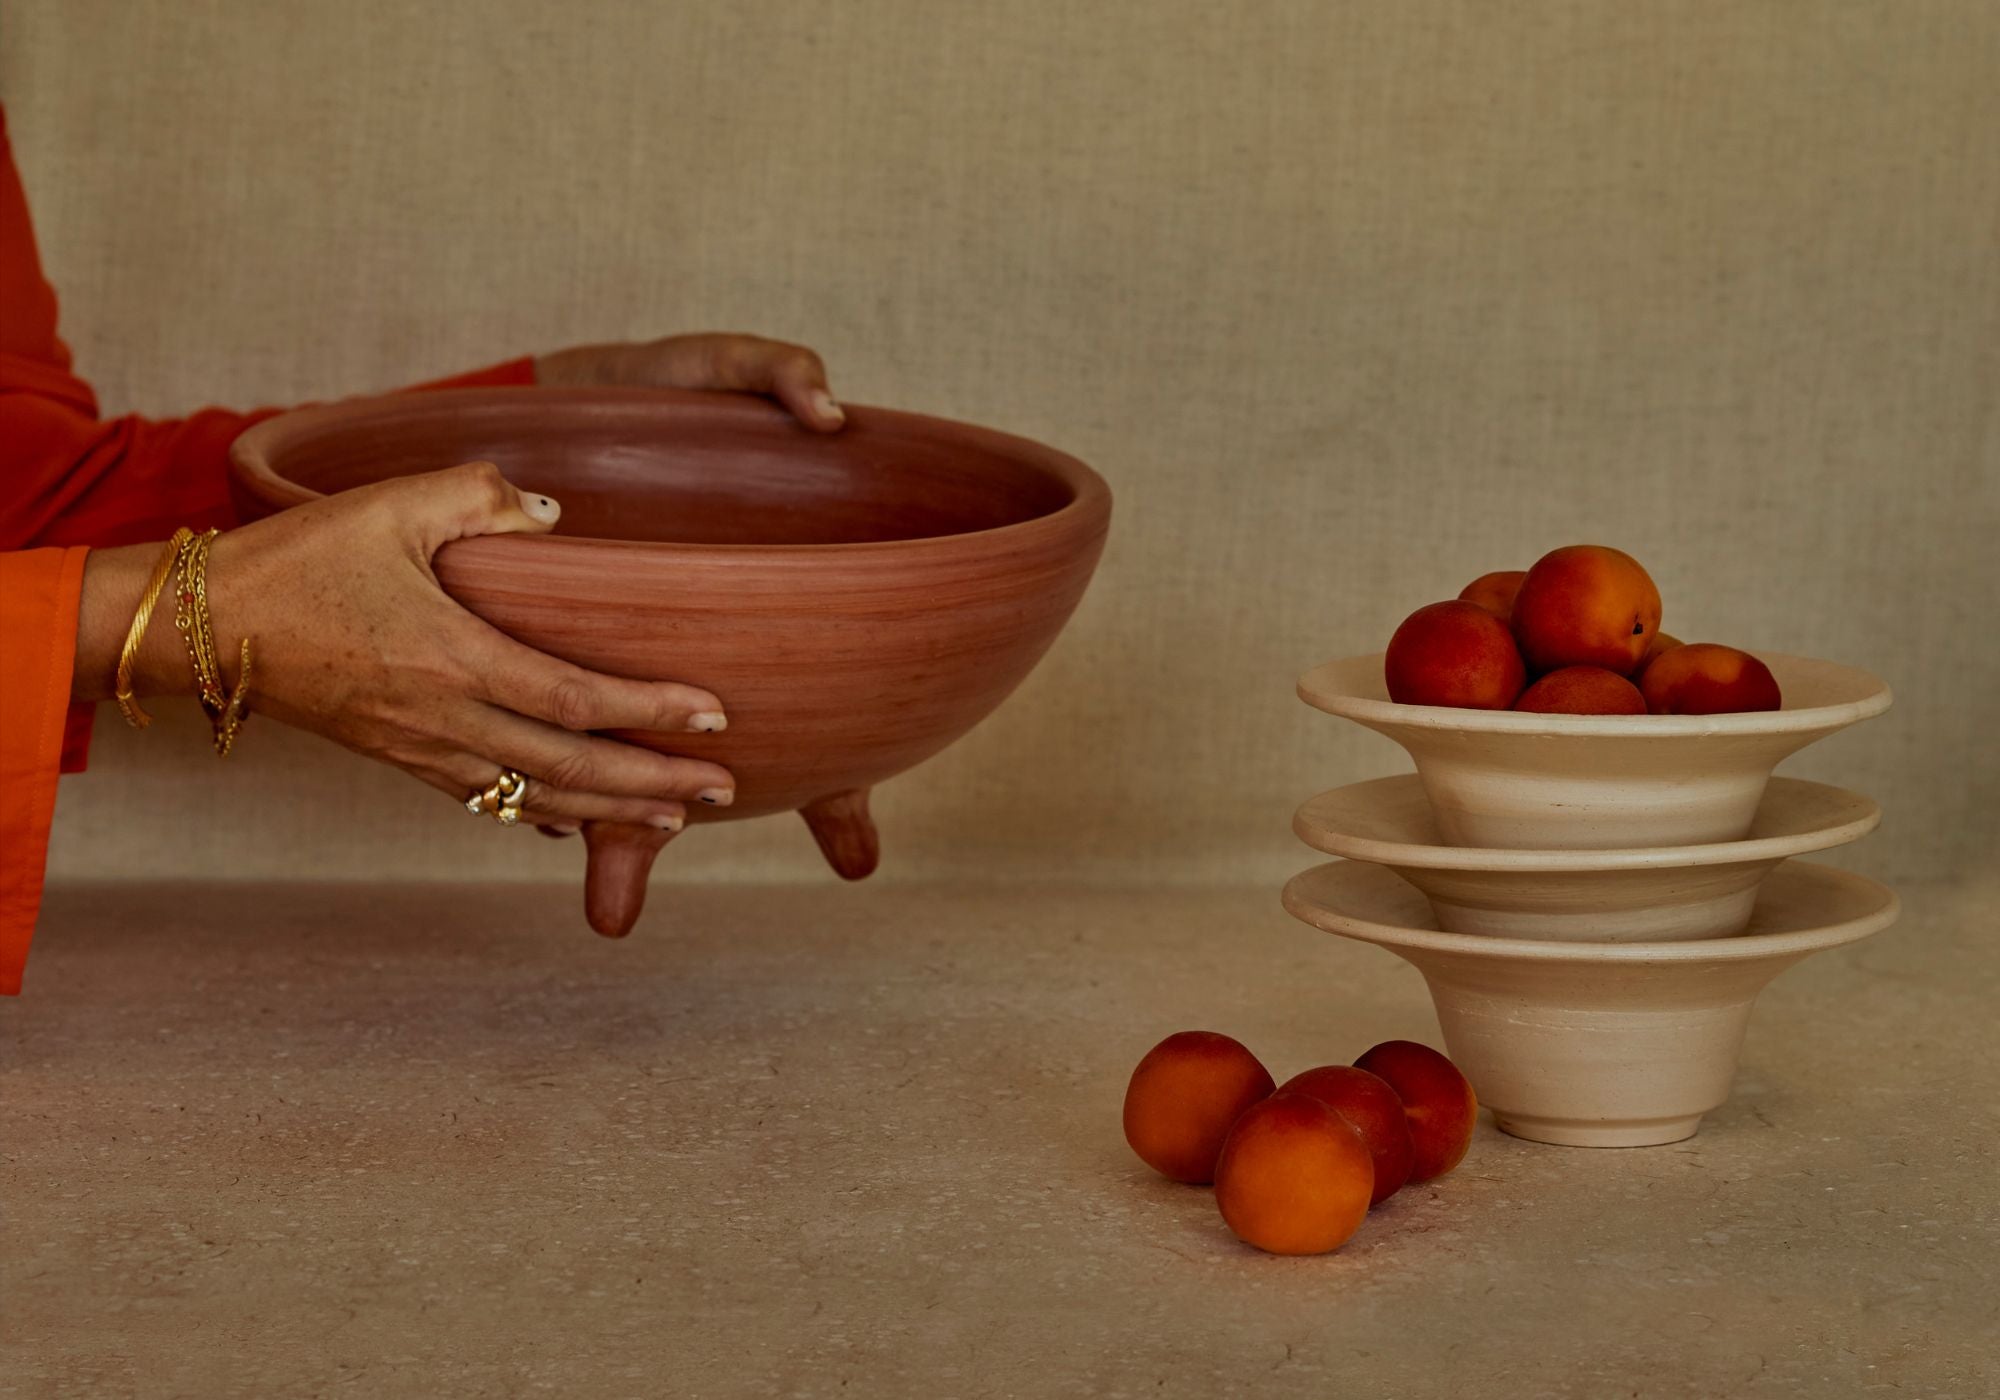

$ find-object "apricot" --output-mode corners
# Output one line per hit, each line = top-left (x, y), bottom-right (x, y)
(1510, 545), (1663, 675)
(1456, 570), (1528, 624)
(1353, 1041), (1476, 1183)
(1385, 601), (1527, 710)
(1644, 630), (1684, 662)
(1638, 643), (1782, 715)
(1122, 1031), (1275, 1184)
(1213, 1092), (1375, 1255)
(1278, 1065), (1415, 1205)
(1512, 665), (1647, 716)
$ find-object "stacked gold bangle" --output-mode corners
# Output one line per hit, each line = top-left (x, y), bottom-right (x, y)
(115, 527), (254, 757)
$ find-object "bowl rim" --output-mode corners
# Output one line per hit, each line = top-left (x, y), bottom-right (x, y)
(228, 386), (1113, 559)
(1298, 651), (1891, 737)
(1282, 859), (1899, 963)
(1293, 774), (1881, 870)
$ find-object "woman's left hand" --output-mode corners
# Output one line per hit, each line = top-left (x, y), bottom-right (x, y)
(534, 333), (845, 433)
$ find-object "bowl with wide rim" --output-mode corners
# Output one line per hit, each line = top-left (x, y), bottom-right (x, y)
(1293, 774), (1880, 940)
(1282, 859), (1898, 1147)
(1297, 652), (1891, 849)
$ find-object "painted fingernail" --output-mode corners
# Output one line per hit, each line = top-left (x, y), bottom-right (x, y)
(525, 493), (561, 524)
(687, 711), (728, 733)
(648, 813), (685, 832)
(811, 389), (844, 423)
(698, 788), (733, 806)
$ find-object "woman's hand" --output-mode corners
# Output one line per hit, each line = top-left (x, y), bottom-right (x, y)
(534, 332), (846, 433)
(80, 463), (734, 834)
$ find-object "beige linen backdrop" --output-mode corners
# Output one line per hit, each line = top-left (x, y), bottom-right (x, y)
(7, 1), (1996, 892)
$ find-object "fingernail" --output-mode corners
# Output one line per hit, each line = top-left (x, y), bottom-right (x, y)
(687, 711), (728, 733)
(525, 493), (561, 524)
(648, 813), (684, 832)
(811, 389), (844, 423)
(698, 788), (733, 807)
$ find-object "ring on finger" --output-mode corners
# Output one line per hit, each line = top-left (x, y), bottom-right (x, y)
(464, 769), (530, 827)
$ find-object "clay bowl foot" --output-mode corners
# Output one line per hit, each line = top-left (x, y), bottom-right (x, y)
(583, 821), (681, 938)
(801, 789), (880, 880)
(1297, 652), (1890, 849)
(1293, 775), (1880, 941)
(1282, 859), (1898, 1147)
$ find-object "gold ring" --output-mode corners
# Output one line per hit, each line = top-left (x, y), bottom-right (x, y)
(465, 769), (529, 826)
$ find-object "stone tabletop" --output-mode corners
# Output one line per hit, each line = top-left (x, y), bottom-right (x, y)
(3, 877), (1994, 1399)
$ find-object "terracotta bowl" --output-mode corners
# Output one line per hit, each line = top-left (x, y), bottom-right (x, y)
(1294, 775), (1879, 941)
(1298, 652), (1890, 849)
(1282, 859), (1898, 1147)
(230, 387), (1111, 935)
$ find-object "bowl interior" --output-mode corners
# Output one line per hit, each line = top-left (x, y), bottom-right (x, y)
(238, 389), (1083, 546)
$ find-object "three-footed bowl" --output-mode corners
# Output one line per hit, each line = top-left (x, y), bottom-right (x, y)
(231, 387), (1111, 936)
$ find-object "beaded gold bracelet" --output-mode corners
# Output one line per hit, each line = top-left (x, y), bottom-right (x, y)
(169, 528), (255, 757)
(114, 527), (195, 729)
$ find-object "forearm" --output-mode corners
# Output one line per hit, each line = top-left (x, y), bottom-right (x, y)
(71, 541), (198, 705)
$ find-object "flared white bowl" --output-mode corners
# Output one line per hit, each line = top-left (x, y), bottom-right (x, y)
(1282, 859), (1898, 1147)
(1293, 775), (1879, 941)
(1298, 652), (1890, 849)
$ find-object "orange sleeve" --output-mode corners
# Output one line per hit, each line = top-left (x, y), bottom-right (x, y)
(1, 101), (535, 992)
(0, 546), (88, 995)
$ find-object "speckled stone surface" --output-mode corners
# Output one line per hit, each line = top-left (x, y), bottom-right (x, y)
(3, 878), (1994, 1399)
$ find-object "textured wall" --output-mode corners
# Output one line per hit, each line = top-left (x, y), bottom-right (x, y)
(8, 0), (1995, 891)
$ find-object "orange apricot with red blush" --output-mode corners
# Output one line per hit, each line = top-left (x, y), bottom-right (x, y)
(1122, 1031), (1275, 1184)
(1510, 545), (1663, 676)
(1278, 1065), (1415, 1205)
(1513, 665), (1648, 716)
(1385, 601), (1527, 710)
(1353, 1040), (1477, 1183)
(1457, 570), (1527, 624)
(1639, 643), (1782, 715)
(1213, 1092), (1375, 1255)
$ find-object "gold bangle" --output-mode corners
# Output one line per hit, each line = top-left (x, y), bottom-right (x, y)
(170, 528), (255, 757)
(114, 527), (194, 729)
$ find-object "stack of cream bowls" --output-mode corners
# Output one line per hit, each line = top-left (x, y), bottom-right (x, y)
(1282, 652), (1895, 1147)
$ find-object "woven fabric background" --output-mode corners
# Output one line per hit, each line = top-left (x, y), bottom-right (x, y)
(8, 0), (1995, 888)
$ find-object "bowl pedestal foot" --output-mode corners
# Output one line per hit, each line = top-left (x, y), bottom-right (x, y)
(801, 788), (880, 880)
(581, 820), (680, 938)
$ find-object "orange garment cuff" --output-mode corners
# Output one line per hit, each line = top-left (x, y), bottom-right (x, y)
(0, 544), (88, 994)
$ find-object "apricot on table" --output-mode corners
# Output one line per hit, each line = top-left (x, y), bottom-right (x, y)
(1643, 630), (1685, 663)
(1512, 665), (1648, 716)
(1278, 1065), (1415, 1205)
(1639, 643), (1782, 715)
(1457, 570), (1528, 624)
(1385, 601), (1527, 710)
(1353, 1040), (1477, 1183)
(1122, 1031), (1276, 1184)
(1510, 545), (1663, 675)
(1213, 1092), (1375, 1255)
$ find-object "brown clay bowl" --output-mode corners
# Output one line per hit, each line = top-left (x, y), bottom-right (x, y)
(229, 387), (1111, 935)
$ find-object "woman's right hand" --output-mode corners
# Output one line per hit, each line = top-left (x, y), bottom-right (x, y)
(100, 462), (734, 834)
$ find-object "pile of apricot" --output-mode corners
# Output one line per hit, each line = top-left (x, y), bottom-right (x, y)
(1122, 1030), (1476, 1255)
(1386, 544), (1783, 715)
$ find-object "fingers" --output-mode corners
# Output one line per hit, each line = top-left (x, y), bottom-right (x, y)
(415, 758), (689, 832)
(705, 335), (845, 433)
(395, 460), (564, 548)
(472, 707), (735, 806)
(461, 621), (727, 735)
(763, 344), (846, 434)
